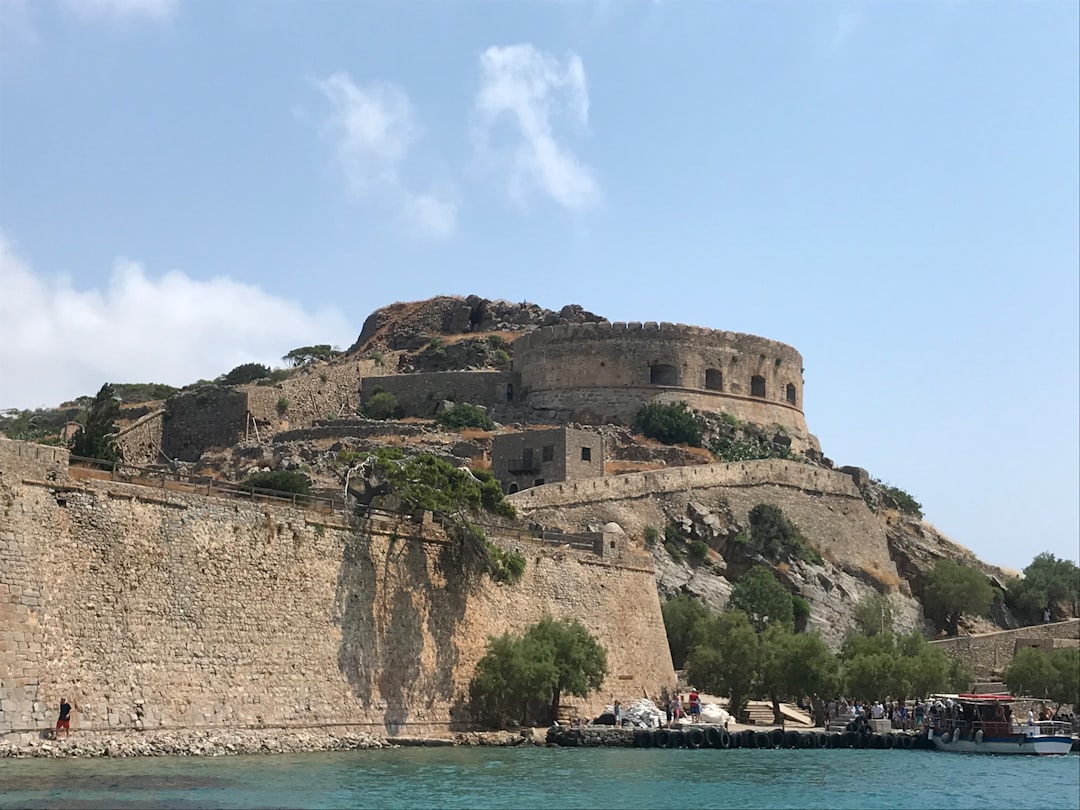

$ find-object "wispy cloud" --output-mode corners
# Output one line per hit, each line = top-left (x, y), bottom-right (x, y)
(0, 233), (355, 410)
(314, 71), (457, 238)
(61, 0), (178, 21)
(473, 44), (600, 211)
(827, 8), (862, 53)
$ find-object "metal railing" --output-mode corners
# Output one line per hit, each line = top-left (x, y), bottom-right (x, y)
(67, 455), (348, 516)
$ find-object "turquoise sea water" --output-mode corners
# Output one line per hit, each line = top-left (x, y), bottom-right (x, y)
(1, 747), (1077, 810)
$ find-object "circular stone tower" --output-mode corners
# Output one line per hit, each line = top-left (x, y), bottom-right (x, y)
(513, 321), (812, 444)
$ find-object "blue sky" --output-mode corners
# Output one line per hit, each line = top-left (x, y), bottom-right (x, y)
(1, 0), (1077, 571)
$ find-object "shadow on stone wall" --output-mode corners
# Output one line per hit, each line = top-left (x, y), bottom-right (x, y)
(333, 528), (469, 735)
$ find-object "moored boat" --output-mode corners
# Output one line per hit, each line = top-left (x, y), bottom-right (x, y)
(928, 694), (1073, 756)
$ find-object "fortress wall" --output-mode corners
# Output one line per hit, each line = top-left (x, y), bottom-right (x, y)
(0, 439), (672, 739)
(514, 322), (805, 416)
(929, 620), (1080, 680)
(523, 386), (809, 438)
(510, 460), (897, 577)
(360, 371), (513, 418)
(115, 410), (164, 466)
(161, 388), (249, 462)
(246, 358), (377, 428)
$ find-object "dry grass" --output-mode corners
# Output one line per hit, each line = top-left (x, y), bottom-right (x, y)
(683, 446), (715, 463)
(470, 457), (492, 471)
(459, 428), (494, 441)
(860, 560), (901, 592)
(776, 561), (790, 573)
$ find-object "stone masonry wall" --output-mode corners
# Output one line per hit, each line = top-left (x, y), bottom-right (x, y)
(509, 460), (898, 581)
(360, 371), (513, 418)
(929, 620), (1080, 679)
(513, 322), (808, 436)
(115, 410), (164, 466)
(0, 438), (673, 740)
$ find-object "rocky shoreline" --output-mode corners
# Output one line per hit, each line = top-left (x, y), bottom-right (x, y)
(0, 728), (543, 759)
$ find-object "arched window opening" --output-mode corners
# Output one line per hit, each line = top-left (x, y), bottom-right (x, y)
(508, 482), (519, 494)
(786, 383), (797, 405)
(705, 369), (723, 391)
(650, 363), (678, 386)
(751, 375), (766, 398)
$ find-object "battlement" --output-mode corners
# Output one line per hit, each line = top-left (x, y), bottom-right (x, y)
(513, 321), (801, 356)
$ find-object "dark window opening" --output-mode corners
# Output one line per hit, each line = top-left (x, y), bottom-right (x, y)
(786, 383), (797, 405)
(542, 445), (554, 462)
(508, 482), (519, 494)
(505, 383), (514, 402)
(650, 363), (678, 386)
(751, 375), (766, 398)
(705, 368), (723, 391)
(533, 478), (545, 487)
(522, 448), (534, 468)
(581, 447), (592, 462)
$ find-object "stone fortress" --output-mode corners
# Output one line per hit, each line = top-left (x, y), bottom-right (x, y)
(359, 321), (818, 458)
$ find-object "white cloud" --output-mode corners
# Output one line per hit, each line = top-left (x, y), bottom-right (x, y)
(61, 0), (178, 21)
(473, 44), (600, 211)
(0, 233), (356, 410)
(315, 71), (456, 238)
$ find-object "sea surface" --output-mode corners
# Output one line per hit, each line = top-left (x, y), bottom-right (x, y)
(1, 747), (1077, 810)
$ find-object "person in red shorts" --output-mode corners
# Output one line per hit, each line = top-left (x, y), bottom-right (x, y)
(55, 697), (71, 739)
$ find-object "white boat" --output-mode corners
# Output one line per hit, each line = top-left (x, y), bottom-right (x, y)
(928, 694), (1073, 756)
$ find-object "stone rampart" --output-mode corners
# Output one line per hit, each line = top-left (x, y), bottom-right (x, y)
(0, 438), (673, 740)
(929, 620), (1080, 679)
(115, 410), (164, 466)
(360, 371), (513, 418)
(513, 322), (807, 434)
(509, 459), (900, 591)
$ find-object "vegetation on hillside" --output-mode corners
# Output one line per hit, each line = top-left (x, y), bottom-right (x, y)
(219, 363), (271, 386)
(242, 470), (312, 500)
(69, 384), (123, 466)
(746, 503), (822, 565)
(1005, 552), (1080, 624)
(468, 617), (608, 727)
(1003, 646), (1079, 706)
(366, 449), (523, 583)
(729, 566), (795, 633)
(921, 559), (995, 636)
(436, 403), (496, 431)
(361, 390), (401, 420)
(283, 344), (342, 366)
(632, 401), (703, 447)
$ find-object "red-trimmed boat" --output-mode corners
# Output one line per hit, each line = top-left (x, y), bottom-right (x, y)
(928, 694), (1073, 755)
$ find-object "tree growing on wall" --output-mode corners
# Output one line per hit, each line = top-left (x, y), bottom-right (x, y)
(220, 362), (271, 386)
(70, 383), (123, 466)
(851, 592), (894, 637)
(921, 560), (994, 636)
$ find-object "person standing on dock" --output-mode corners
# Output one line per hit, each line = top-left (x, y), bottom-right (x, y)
(613, 701), (622, 727)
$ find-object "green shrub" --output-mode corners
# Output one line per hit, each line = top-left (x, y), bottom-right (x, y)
(244, 469), (311, 499)
(275, 397), (289, 415)
(363, 390), (401, 420)
(633, 401), (703, 446)
(689, 540), (710, 561)
(488, 542), (526, 583)
(880, 484), (923, 517)
(709, 435), (791, 463)
(644, 526), (661, 545)
(220, 363), (270, 386)
(436, 403), (495, 431)
(494, 349), (511, 367)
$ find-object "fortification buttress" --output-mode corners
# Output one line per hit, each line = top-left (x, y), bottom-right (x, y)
(512, 321), (810, 442)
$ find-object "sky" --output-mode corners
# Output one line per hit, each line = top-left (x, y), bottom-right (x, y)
(0, 0), (1077, 571)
